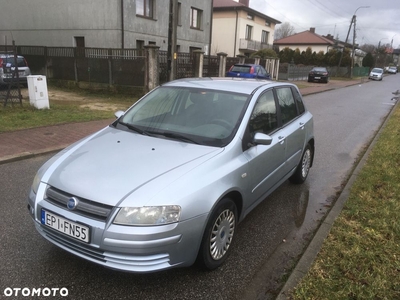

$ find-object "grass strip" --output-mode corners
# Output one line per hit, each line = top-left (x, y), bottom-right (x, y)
(291, 104), (400, 299)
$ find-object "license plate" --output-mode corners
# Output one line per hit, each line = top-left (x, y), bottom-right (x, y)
(315, 76), (321, 79)
(41, 210), (90, 243)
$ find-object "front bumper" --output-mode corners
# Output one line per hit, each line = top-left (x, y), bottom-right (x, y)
(27, 187), (207, 273)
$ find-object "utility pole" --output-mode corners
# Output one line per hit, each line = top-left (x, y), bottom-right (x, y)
(337, 15), (353, 75)
(351, 14), (356, 78)
(167, 0), (178, 81)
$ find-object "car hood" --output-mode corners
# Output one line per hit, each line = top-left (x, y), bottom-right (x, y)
(45, 127), (222, 206)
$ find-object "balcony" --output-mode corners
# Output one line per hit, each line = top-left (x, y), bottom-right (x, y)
(239, 39), (272, 53)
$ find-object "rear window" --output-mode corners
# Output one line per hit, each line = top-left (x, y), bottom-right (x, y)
(231, 65), (251, 73)
(1, 57), (27, 68)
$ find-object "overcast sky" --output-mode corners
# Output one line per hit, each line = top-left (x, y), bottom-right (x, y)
(250, 0), (400, 48)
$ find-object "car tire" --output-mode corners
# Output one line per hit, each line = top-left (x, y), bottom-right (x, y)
(289, 144), (312, 184)
(197, 198), (237, 270)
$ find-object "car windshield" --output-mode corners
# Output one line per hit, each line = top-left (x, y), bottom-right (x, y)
(372, 68), (383, 73)
(118, 87), (250, 147)
(1, 57), (27, 68)
(312, 68), (327, 72)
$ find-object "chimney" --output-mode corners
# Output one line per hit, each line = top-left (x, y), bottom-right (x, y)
(310, 27), (315, 33)
(239, 0), (249, 6)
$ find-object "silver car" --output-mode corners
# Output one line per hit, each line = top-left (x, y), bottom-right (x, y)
(27, 78), (314, 272)
(0, 54), (32, 85)
(369, 68), (384, 81)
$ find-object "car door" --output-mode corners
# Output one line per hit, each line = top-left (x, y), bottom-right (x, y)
(275, 86), (307, 174)
(243, 89), (286, 207)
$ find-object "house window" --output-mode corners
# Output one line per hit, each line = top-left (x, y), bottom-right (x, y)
(178, 2), (182, 26)
(247, 14), (254, 20)
(74, 37), (85, 47)
(245, 25), (252, 40)
(136, 40), (144, 49)
(190, 7), (202, 29)
(136, 0), (153, 18)
(261, 31), (269, 44)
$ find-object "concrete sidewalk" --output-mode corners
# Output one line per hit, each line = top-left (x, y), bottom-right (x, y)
(0, 79), (362, 164)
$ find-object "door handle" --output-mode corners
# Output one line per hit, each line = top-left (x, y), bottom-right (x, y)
(278, 136), (286, 144)
(299, 122), (305, 129)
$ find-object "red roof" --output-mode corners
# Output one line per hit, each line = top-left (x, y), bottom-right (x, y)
(274, 30), (335, 46)
(213, 0), (247, 8)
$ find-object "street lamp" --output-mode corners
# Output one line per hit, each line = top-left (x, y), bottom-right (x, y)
(351, 6), (370, 78)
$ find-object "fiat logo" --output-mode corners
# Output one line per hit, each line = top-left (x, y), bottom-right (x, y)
(67, 197), (79, 210)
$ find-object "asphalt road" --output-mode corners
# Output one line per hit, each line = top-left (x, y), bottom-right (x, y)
(0, 75), (398, 300)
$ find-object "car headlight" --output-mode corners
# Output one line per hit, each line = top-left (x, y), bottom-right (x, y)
(31, 173), (41, 194)
(113, 206), (181, 226)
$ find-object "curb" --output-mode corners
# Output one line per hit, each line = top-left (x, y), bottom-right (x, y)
(0, 145), (68, 165)
(276, 98), (399, 299)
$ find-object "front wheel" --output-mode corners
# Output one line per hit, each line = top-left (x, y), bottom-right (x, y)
(289, 144), (312, 184)
(197, 198), (237, 270)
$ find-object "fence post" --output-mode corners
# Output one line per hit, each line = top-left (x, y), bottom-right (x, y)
(237, 54), (245, 64)
(144, 45), (160, 92)
(108, 49), (113, 87)
(74, 47), (78, 83)
(193, 50), (204, 77)
(217, 52), (228, 77)
(253, 55), (260, 65)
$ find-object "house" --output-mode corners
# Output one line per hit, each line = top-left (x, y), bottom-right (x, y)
(212, 0), (281, 57)
(0, 0), (211, 53)
(273, 28), (336, 54)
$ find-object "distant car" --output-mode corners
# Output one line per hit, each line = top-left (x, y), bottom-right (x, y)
(387, 66), (397, 74)
(308, 67), (329, 83)
(369, 68), (384, 81)
(28, 78), (314, 273)
(0, 54), (31, 86)
(226, 64), (271, 79)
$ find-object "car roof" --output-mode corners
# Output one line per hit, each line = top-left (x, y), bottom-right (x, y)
(162, 77), (291, 95)
(232, 64), (261, 67)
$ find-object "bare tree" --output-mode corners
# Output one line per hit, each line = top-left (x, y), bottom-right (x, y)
(274, 22), (295, 40)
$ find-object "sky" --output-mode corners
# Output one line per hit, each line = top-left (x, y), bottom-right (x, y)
(250, 0), (400, 48)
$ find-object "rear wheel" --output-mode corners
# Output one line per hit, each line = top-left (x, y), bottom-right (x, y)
(197, 198), (237, 270)
(289, 144), (312, 184)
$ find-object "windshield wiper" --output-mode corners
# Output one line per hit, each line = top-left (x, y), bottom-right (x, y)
(119, 121), (152, 136)
(160, 132), (200, 144)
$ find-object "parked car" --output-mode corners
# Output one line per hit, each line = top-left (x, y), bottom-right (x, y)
(226, 64), (271, 79)
(369, 68), (384, 81)
(27, 78), (314, 273)
(308, 67), (329, 83)
(0, 54), (31, 86)
(387, 66), (397, 74)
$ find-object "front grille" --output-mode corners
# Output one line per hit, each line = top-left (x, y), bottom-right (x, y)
(45, 186), (114, 221)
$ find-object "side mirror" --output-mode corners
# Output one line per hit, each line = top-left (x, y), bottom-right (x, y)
(253, 132), (273, 146)
(114, 110), (125, 119)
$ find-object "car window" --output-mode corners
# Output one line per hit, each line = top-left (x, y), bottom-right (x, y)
(291, 87), (305, 115)
(276, 87), (298, 125)
(249, 89), (278, 135)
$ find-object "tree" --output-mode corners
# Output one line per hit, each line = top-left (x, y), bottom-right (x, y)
(279, 47), (294, 63)
(362, 53), (374, 69)
(250, 48), (278, 59)
(274, 22), (295, 40)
